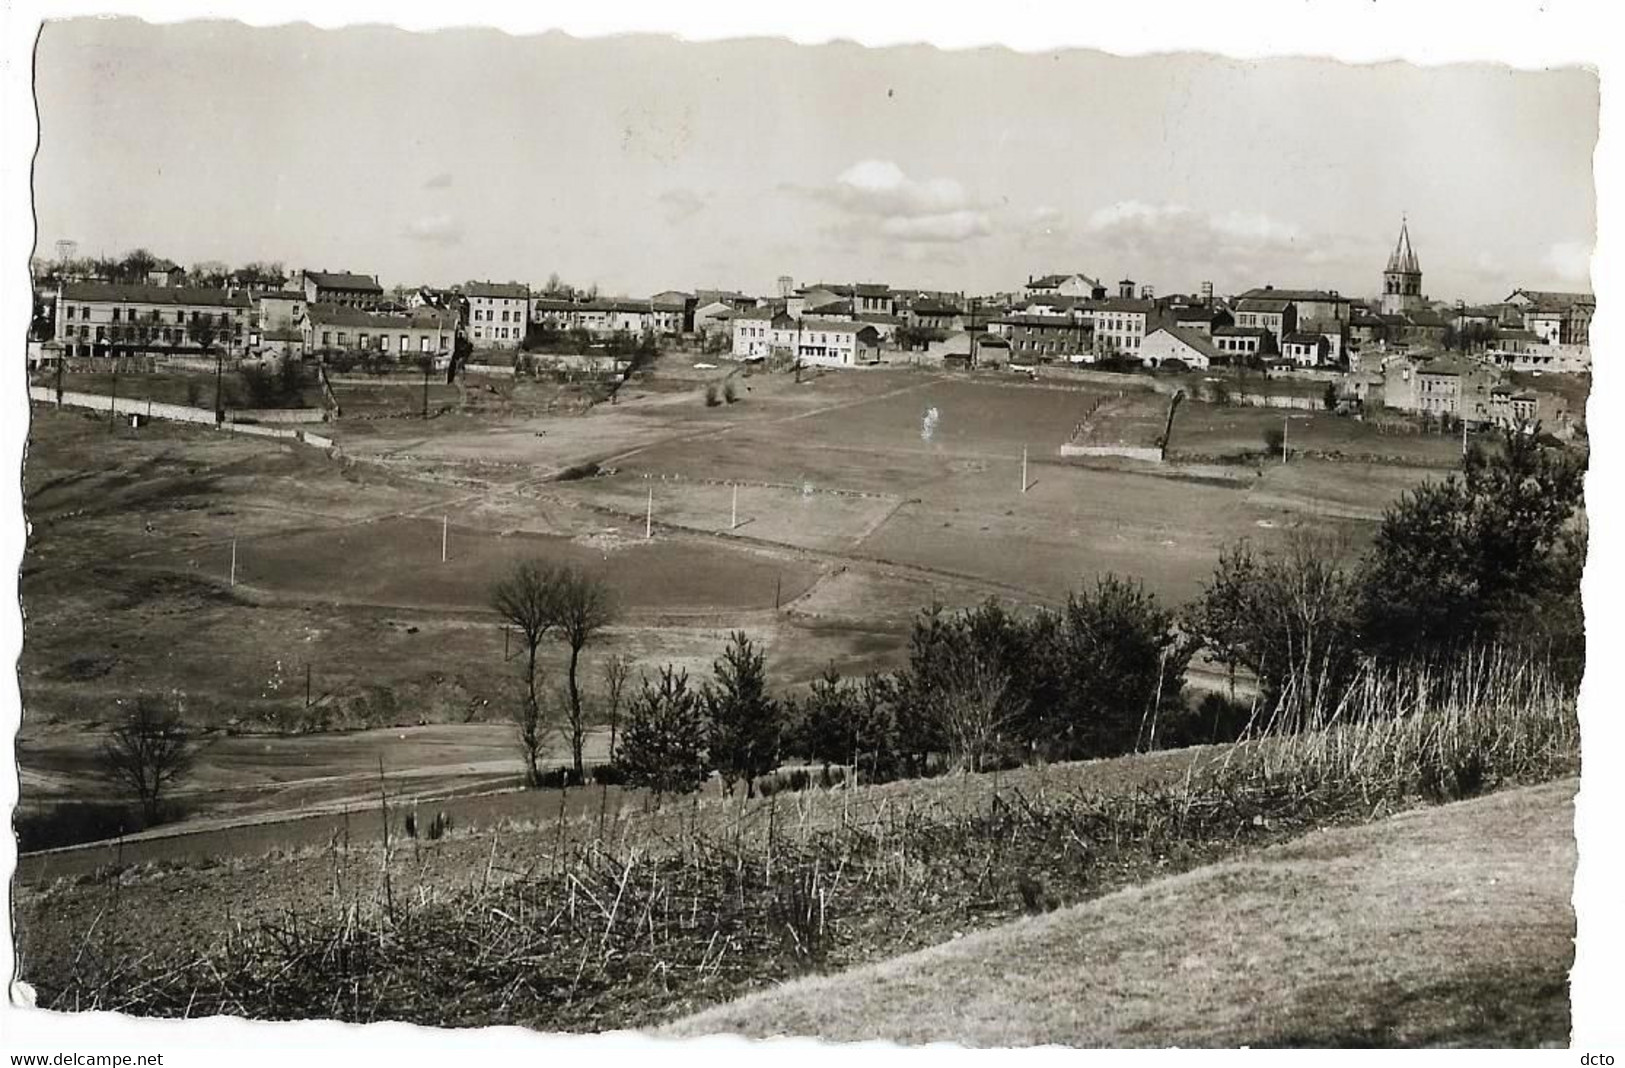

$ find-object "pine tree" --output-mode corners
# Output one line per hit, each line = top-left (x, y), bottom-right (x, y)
(615, 665), (709, 797)
(705, 632), (781, 797)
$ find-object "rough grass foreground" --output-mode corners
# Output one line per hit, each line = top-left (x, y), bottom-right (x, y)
(31, 652), (1576, 1036)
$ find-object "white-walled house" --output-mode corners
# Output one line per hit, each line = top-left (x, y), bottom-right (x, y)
(465, 281), (532, 349)
(789, 318), (883, 368)
(1139, 327), (1222, 370)
(731, 308), (788, 360)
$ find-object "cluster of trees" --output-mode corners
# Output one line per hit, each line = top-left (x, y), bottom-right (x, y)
(1193, 426), (1587, 717)
(605, 577), (1191, 798)
(37, 248), (287, 290)
(490, 562), (619, 785)
(1442, 321), (1501, 354)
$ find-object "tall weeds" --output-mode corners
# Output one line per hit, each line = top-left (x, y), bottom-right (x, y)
(30, 650), (1577, 1031)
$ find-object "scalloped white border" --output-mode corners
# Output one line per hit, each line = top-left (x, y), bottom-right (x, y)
(1, 1), (1617, 1061)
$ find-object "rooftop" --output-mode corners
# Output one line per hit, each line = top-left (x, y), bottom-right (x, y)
(466, 281), (531, 300)
(304, 270), (383, 293)
(305, 303), (454, 330)
(60, 282), (250, 308)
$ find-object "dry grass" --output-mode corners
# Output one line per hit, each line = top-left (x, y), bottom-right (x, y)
(17, 651), (1576, 1038)
(666, 778), (1575, 1047)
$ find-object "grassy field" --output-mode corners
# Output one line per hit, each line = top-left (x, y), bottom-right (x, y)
(43, 370), (326, 410)
(666, 779), (1576, 1047)
(15, 653), (1577, 1037)
(19, 362), (1474, 844)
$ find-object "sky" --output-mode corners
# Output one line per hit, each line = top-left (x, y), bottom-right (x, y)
(31, 18), (1600, 303)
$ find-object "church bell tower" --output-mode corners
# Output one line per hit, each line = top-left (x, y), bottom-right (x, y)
(1380, 216), (1423, 316)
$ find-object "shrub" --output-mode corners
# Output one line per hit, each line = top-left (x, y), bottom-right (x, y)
(1262, 425), (1285, 457)
(723, 378), (739, 404)
(589, 763), (625, 787)
(615, 666), (710, 797)
(555, 461), (601, 482)
(703, 383), (722, 407)
(535, 766), (581, 790)
(15, 801), (148, 852)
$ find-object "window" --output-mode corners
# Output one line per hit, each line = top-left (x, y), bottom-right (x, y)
(65, 306), (75, 320)
(399, 335), (408, 353)
(322, 331), (332, 346)
(359, 333), (369, 347)
(379, 334), (389, 351)
(176, 311), (186, 324)
(420, 337), (430, 353)
(112, 308), (121, 322)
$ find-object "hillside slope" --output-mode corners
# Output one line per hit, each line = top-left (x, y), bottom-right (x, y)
(665, 778), (1576, 1047)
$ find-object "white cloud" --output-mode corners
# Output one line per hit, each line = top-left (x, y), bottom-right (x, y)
(1087, 200), (1303, 251)
(402, 213), (463, 246)
(831, 160), (973, 217)
(879, 211), (992, 243)
(811, 160), (993, 247)
(1542, 240), (1593, 283)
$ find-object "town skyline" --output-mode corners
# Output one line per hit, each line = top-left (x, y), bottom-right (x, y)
(32, 19), (1598, 304)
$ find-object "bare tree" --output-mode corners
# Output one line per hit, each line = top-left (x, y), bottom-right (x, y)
(939, 659), (1022, 773)
(600, 652), (633, 762)
(100, 697), (198, 824)
(553, 566), (617, 782)
(491, 560), (561, 786)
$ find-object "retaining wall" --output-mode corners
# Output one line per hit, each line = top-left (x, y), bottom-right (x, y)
(1058, 443), (1164, 463)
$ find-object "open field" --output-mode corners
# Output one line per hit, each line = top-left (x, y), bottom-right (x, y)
(19, 364), (1475, 843)
(36, 370), (327, 410)
(668, 778), (1576, 1047)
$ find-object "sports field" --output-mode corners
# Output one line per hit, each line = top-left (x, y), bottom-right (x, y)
(19, 360), (1469, 843)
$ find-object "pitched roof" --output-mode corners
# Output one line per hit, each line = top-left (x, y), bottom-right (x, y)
(1386, 218), (1421, 275)
(466, 281), (530, 300)
(798, 317), (872, 334)
(305, 303), (454, 330)
(1213, 325), (1272, 338)
(258, 290), (304, 301)
(1091, 297), (1156, 313)
(1235, 297), (1293, 314)
(994, 314), (1092, 329)
(60, 282), (250, 308)
(910, 300), (961, 316)
(1147, 326), (1221, 362)
(304, 270), (383, 293)
(1417, 355), (1476, 377)
(1283, 332), (1326, 346)
(1237, 287), (1347, 303)
(1028, 273), (1101, 290)
(1507, 289), (1594, 310)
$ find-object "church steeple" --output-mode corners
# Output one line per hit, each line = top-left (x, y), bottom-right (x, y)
(1380, 215), (1424, 315)
(1387, 215), (1420, 275)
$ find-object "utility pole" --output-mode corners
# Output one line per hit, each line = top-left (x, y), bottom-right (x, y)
(731, 483), (739, 530)
(108, 361), (118, 432)
(214, 347), (224, 425)
(230, 538), (237, 587)
(442, 515), (448, 562)
(645, 484), (653, 539)
(1281, 416), (1289, 464)
(1021, 446), (1028, 493)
